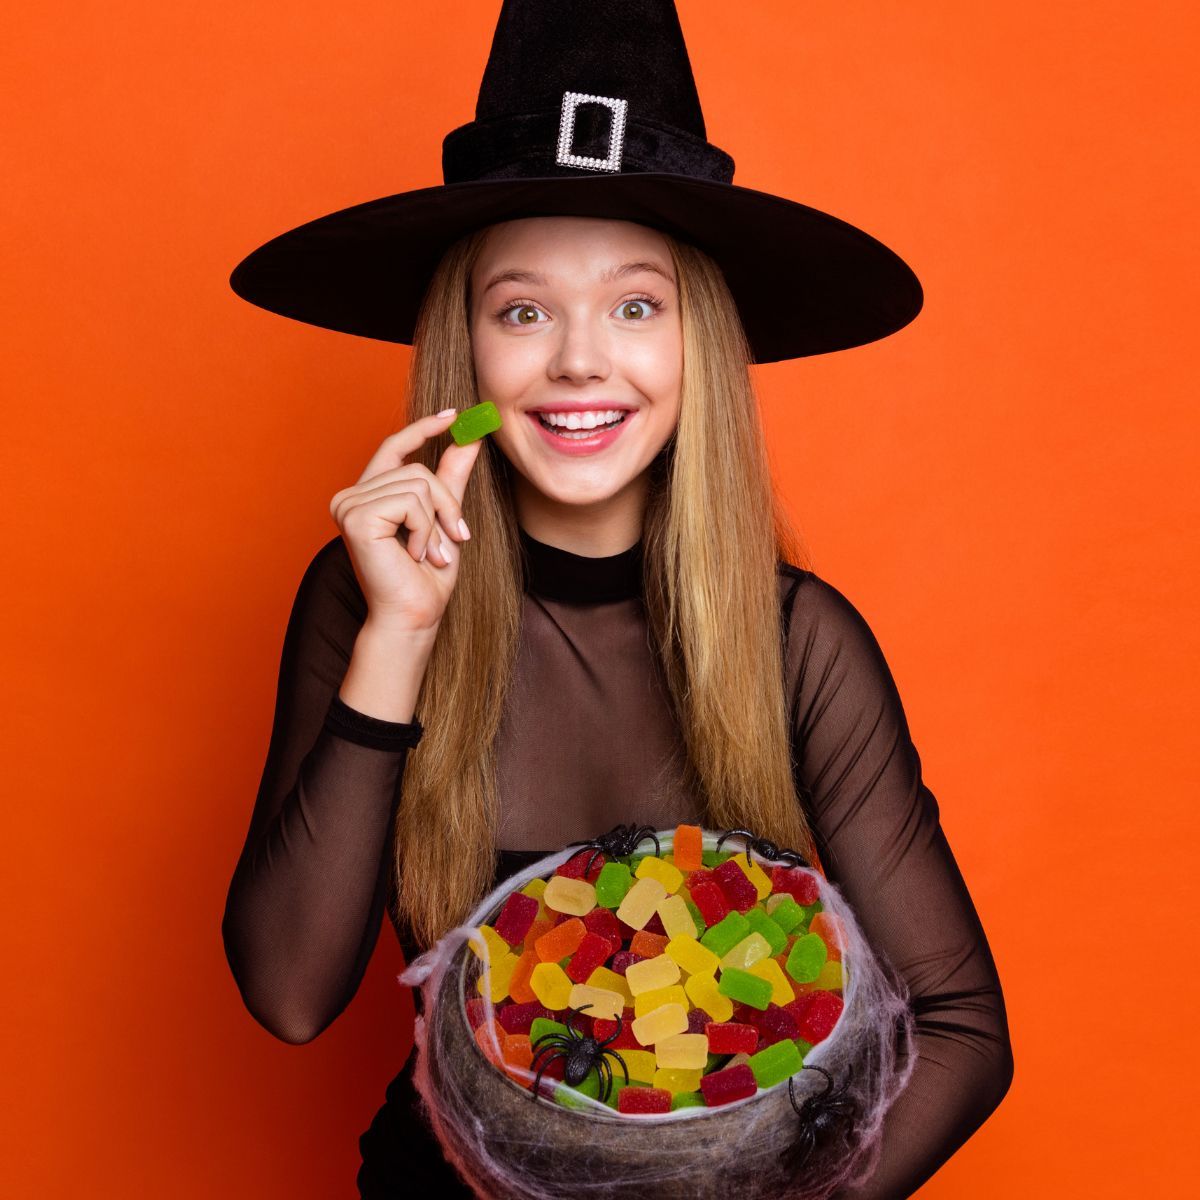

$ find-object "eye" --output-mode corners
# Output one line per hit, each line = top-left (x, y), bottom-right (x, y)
(493, 293), (666, 326)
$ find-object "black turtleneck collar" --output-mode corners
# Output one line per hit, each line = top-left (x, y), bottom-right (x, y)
(518, 526), (644, 604)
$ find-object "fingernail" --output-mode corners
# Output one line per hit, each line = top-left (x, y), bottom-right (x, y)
(457, 518), (471, 540)
(440, 538), (454, 563)
(437, 407), (457, 417)
(420, 544), (428, 562)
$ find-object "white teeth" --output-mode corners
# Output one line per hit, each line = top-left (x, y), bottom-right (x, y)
(537, 409), (626, 430)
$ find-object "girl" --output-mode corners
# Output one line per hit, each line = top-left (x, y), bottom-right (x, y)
(222, 4), (1013, 1196)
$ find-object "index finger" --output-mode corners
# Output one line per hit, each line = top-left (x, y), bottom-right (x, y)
(355, 409), (458, 486)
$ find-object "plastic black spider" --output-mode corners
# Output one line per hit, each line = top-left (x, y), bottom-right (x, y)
(528, 1004), (630, 1104)
(784, 1064), (859, 1170)
(715, 827), (812, 870)
(567, 823), (662, 876)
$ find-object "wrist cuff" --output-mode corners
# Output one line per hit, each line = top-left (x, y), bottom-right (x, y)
(324, 693), (424, 751)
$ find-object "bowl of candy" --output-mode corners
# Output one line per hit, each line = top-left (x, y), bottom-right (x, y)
(399, 825), (915, 1200)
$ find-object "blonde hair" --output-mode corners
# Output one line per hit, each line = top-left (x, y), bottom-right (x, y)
(392, 223), (818, 950)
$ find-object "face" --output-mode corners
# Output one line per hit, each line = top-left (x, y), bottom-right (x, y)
(468, 216), (683, 529)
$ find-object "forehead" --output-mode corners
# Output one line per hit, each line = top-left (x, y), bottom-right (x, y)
(472, 216), (675, 290)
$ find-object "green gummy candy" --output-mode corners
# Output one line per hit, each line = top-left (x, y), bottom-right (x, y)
(700, 911), (750, 957)
(766, 894), (804, 934)
(671, 1091), (706, 1110)
(717, 967), (773, 1010)
(701, 849), (735, 867)
(744, 908), (787, 955)
(449, 401), (502, 445)
(684, 897), (706, 936)
(567, 1067), (603, 1099)
(706, 1051), (730, 1072)
(594, 861), (633, 908)
(785, 932), (828, 983)
(603, 1077), (629, 1109)
(529, 1018), (568, 1047)
(794, 1038), (813, 1060)
(748, 1039), (803, 1089)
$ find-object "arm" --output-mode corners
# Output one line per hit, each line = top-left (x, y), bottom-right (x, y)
(221, 537), (431, 1044)
(783, 570), (1014, 1198)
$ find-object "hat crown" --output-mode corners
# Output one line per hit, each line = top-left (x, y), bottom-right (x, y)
(441, 0), (734, 184)
(473, 0), (707, 138)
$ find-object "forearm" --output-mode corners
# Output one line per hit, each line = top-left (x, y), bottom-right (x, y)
(223, 621), (434, 1043)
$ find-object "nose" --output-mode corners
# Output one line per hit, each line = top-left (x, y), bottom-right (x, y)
(546, 313), (611, 385)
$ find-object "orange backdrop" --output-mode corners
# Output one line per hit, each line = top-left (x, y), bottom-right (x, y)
(3, 1), (1196, 1195)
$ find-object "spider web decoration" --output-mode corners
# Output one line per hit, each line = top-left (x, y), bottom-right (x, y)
(399, 829), (916, 1199)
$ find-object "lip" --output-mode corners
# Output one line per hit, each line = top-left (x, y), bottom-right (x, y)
(527, 409), (635, 456)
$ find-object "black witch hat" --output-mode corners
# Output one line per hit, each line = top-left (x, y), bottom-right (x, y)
(228, 0), (922, 363)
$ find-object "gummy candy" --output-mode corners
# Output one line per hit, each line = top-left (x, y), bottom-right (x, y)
(449, 400), (502, 445)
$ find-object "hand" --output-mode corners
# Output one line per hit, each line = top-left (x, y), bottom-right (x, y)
(329, 410), (484, 633)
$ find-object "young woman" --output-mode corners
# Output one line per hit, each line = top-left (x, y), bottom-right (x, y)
(222, 3), (1013, 1196)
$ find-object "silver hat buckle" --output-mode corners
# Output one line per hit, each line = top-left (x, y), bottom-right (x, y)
(555, 91), (628, 173)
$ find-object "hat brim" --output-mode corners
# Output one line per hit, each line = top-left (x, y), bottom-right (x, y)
(228, 173), (922, 363)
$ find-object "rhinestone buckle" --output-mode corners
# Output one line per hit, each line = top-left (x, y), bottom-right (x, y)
(555, 91), (628, 173)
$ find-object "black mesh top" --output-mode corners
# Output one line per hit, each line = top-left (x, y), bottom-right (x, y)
(222, 527), (1013, 1199)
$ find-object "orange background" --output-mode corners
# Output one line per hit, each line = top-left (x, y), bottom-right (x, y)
(3, 1), (1196, 1195)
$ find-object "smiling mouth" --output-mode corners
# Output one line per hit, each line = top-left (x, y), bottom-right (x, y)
(533, 412), (630, 439)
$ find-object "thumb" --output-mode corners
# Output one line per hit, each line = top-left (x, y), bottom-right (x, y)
(437, 436), (486, 503)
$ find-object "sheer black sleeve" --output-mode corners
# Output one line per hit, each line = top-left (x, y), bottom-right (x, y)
(783, 568), (1014, 1198)
(221, 537), (423, 1044)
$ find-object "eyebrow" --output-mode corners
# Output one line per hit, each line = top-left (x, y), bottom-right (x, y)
(481, 259), (677, 294)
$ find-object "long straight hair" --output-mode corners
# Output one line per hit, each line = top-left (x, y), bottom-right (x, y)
(392, 223), (818, 950)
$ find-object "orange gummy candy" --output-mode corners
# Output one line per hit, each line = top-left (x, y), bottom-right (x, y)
(508, 948), (541, 1004)
(535, 916), (586, 962)
(630, 930), (669, 958)
(673, 824), (704, 872)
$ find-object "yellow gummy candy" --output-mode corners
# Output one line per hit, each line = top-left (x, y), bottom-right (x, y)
(567, 983), (625, 1023)
(656, 894), (696, 940)
(529, 961), (573, 1010)
(654, 1032), (709, 1070)
(631, 1001), (688, 1046)
(616, 876), (668, 930)
(625, 953), (681, 996)
(654, 1066), (704, 1094)
(684, 972), (734, 1022)
(665, 934), (720, 977)
(816, 960), (844, 991)
(731, 852), (773, 900)
(468, 924), (510, 962)
(720, 932), (771, 972)
(587, 966), (633, 1007)
(476, 950), (519, 1003)
(747, 957), (796, 1006)
(634, 855), (684, 894)
(521, 878), (547, 900)
(542, 874), (597, 916)
(621, 1049), (658, 1083)
(633, 984), (689, 1019)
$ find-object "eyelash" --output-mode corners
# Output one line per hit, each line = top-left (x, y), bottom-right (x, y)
(493, 293), (665, 325)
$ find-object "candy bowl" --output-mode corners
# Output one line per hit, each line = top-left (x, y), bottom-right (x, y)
(399, 826), (915, 1200)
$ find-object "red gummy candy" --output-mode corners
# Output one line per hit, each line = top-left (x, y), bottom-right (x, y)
(566, 931), (614, 984)
(685, 867), (715, 890)
(755, 1003), (800, 1047)
(705, 1021), (759, 1055)
(495, 891), (539, 946)
(770, 866), (819, 905)
(609, 950), (644, 976)
(496, 1000), (551, 1036)
(712, 860), (758, 913)
(796, 990), (843, 1044)
(699, 1063), (757, 1106)
(465, 997), (488, 1031)
(618, 1086), (672, 1114)
(583, 908), (623, 956)
(643, 910), (667, 936)
(689, 879), (731, 926)
(555, 849), (605, 883)
(593, 1017), (639, 1050)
